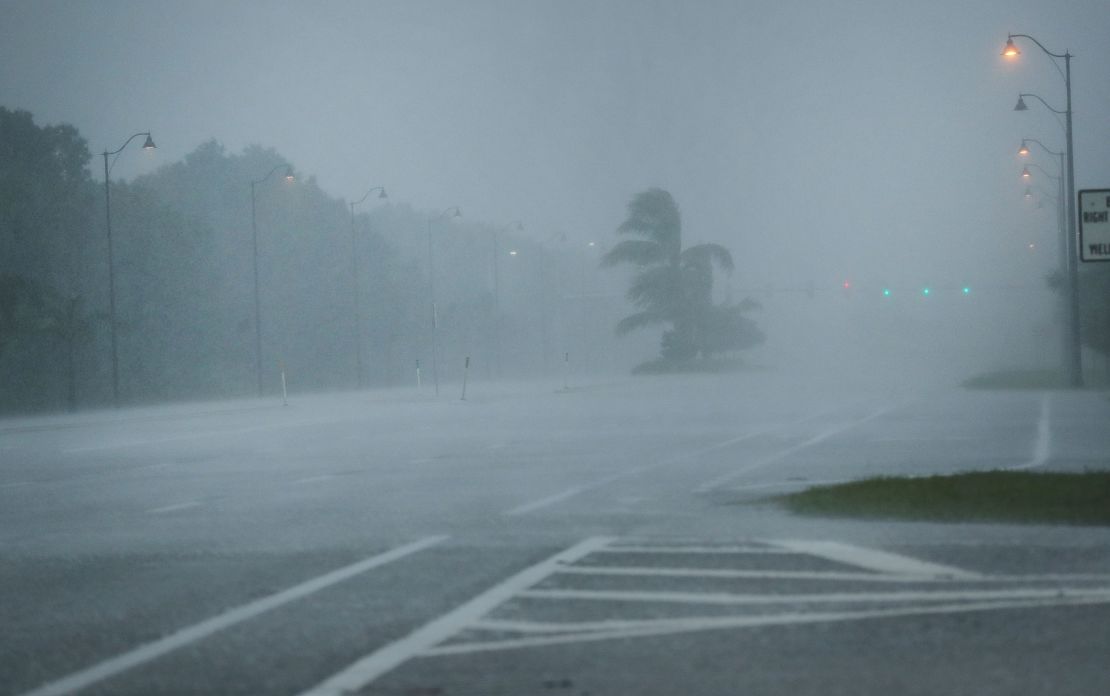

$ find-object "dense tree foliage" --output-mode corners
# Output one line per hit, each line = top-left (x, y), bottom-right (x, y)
(1, 108), (628, 413)
(603, 188), (763, 369)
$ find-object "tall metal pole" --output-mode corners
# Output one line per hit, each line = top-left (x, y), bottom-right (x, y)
(1007, 34), (1083, 386)
(427, 218), (440, 395)
(492, 229), (502, 379)
(349, 202), (364, 388)
(347, 186), (386, 390)
(250, 181), (264, 397)
(424, 206), (459, 396)
(102, 152), (120, 407)
(1063, 51), (1082, 387)
(99, 131), (154, 407)
(248, 163), (293, 398)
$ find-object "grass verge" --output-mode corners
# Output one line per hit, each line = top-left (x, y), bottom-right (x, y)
(777, 470), (1110, 526)
(961, 369), (1066, 390)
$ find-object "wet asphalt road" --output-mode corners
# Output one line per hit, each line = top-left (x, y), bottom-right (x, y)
(2, 372), (1109, 695)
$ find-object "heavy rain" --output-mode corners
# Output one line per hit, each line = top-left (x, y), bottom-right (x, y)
(2, 1), (1110, 694)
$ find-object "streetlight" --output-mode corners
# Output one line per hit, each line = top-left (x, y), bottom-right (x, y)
(492, 221), (523, 379)
(348, 185), (387, 388)
(426, 206), (462, 395)
(249, 164), (295, 397)
(1004, 32), (1081, 386)
(101, 131), (156, 406)
(1017, 139), (1067, 268)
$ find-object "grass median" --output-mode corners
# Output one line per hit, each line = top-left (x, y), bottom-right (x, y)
(777, 470), (1110, 526)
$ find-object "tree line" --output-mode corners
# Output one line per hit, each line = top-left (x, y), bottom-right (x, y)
(0, 107), (631, 413)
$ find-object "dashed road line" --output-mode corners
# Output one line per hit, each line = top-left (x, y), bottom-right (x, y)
(17, 536), (448, 696)
(694, 407), (894, 493)
(145, 501), (205, 514)
(290, 475), (336, 485)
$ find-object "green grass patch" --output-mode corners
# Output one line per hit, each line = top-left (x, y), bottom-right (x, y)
(961, 369), (1066, 390)
(778, 471), (1110, 526)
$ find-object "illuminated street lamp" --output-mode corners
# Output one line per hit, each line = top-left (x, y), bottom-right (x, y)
(249, 164), (295, 397)
(426, 206), (462, 395)
(1005, 32), (1081, 386)
(101, 131), (156, 406)
(348, 185), (388, 388)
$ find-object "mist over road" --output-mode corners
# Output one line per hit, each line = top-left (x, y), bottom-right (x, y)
(3, 372), (1109, 695)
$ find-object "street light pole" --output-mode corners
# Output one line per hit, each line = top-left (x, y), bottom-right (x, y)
(1005, 33), (1082, 387)
(348, 186), (387, 389)
(1019, 141), (1068, 370)
(101, 132), (156, 407)
(426, 206), (462, 396)
(493, 221), (523, 380)
(1019, 140), (1067, 268)
(249, 164), (295, 397)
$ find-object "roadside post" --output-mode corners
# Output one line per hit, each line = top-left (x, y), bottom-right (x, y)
(278, 360), (288, 406)
(416, 359), (422, 389)
(461, 356), (470, 400)
(562, 351), (569, 391)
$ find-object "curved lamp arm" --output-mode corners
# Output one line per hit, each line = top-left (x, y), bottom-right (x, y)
(430, 205), (462, 223)
(1016, 93), (1065, 115)
(1023, 162), (1060, 181)
(1007, 33), (1068, 60)
(252, 163), (294, 187)
(1019, 138), (1063, 157)
(351, 186), (387, 209)
(104, 132), (155, 177)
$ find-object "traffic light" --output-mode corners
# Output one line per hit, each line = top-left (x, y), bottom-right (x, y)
(962, 286), (971, 295)
(882, 288), (892, 297)
(922, 287), (931, 296)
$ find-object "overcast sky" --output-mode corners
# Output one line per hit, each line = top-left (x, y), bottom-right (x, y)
(4, 0), (1109, 293)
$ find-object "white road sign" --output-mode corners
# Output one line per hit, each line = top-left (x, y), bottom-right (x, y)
(1079, 189), (1110, 262)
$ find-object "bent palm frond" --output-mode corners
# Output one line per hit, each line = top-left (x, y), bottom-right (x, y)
(681, 243), (734, 274)
(615, 310), (667, 335)
(601, 239), (669, 268)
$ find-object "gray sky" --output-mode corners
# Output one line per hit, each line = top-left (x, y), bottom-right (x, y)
(4, 0), (1109, 293)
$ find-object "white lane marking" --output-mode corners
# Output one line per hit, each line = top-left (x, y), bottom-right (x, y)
(145, 501), (205, 514)
(694, 408), (893, 493)
(501, 427), (776, 516)
(517, 586), (1107, 606)
(597, 545), (791, 555)
(556, 564), (1110, 584)
(555, 566), (960, 583)
(62, 423), (286, 453)
(18, 536), (448, 696)
(772, 540), (980, 579)
(1009, 394), (1051, 470)
(298, 536), (614, 696)
(724, 478), (849, 492)
(504, 485), (589, 516)
(290, 475), (336, 485)
(1, 481), (35, 489)
(423, 594), (1110, 657)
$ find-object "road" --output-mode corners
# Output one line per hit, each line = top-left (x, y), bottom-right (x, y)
(2, 371), (1109, 695)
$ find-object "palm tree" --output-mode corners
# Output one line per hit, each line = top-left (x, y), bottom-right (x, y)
(601, 188), (735, 362)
